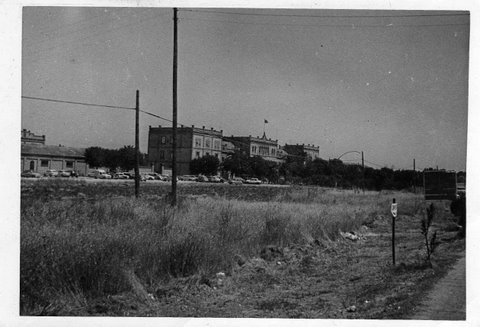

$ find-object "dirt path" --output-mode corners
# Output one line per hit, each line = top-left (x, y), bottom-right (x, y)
(409, 254), (466, 320)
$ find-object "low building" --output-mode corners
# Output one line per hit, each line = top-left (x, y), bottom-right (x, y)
(283, 143), (320, 161)
(224, 133), (283, 163)
(148, 125), (223, 175)
(21, 143), (88, 175)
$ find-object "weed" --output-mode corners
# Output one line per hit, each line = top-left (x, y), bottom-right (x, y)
(421, 203), (438, 265)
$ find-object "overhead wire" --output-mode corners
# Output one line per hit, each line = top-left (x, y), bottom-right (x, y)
(23, 12), (170, 61)
(180, 9), (469, 19)
(21, 95), (135, 110)
(180, 17), (468, 29)
(23, 8), (161, 50)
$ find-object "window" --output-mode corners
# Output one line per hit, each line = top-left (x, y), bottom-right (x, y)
(196, 151), (200, 158)
(251, 145), (257, 153)
(40, 160), (49, 167)
(259, 146), (269, 156)
(214, 139), (221, 150)
(215, 153), (219, 158)
(271, 148), (276, 156)
(159, 150), (165, 160)
(205, 138), (211, 148)
(195, 137), (202, 148)
(161, 136), (166, 144)
(66, 161), (74, 168)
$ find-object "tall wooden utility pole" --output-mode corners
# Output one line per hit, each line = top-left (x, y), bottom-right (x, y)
(171, 7), (178, 206)
(413, 158), (416, 194)
(135, 90), (140, 198)
(361, 151), (365, 193)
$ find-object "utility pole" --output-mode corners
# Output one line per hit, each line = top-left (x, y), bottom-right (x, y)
(361, 151), (365, 193)
(171, 7), (178, 206)
(413, 158), (416, 194)
(135, 90), (140, 198)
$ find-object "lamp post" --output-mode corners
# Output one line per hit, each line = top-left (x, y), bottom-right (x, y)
(336, 150), (365, 193)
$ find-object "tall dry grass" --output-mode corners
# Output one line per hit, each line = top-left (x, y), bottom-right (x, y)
(20, 186), (422, 314)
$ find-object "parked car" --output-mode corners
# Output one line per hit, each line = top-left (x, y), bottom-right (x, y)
(228, 177), (244, 184)
(88, 169), (111, 179)
(98, 172), (112, 179)
(148, 173), (165, 180)
(141, 173), (155, 181)
(66, 170), (78, 178)
(179, 175), (197, 181)
(21, 170), (42, 178)
(196, 175), (209, 182)
(44, 169), (58, 177)
(245, 177), (262, 185)
(57, 170), (72, 177)
(113, 172), (129, 179)
(208, 176), (223, 183)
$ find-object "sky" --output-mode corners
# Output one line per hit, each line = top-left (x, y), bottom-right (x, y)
(20, 6), (469, 171)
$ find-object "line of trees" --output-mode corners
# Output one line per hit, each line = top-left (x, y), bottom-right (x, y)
(85, 146), (463, 191)
(84, 146), (148, 172)
(218, 150), (427, 191)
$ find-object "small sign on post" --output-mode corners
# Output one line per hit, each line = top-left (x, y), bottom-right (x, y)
(391, 200), (398, 219)
(391, 198), (396, 266)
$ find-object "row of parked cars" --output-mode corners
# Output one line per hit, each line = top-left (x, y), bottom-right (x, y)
(21, 168), (265, 185)
(86, 170), (174, 182)
(178, 175), (263, 185)
(21, 169), (78, 178)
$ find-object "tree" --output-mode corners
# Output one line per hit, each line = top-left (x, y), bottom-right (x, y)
(190, 155), (220, 175)
(222, 150), (252, 177)
(85, 146), (147, 172)
(118, 146), (136, 171)
(84, 147), (106, 168)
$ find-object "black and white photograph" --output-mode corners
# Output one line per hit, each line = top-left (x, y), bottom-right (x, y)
(1, 0), (478, 326)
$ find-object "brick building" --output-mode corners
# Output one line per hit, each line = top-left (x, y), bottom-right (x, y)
(283, 143), (320, 161)
(148, 125), (223, 175)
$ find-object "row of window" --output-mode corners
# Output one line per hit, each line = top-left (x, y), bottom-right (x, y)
(251, 145), (276, 156)
(39, 159), (74, 168)
(194, 137), (221, 150)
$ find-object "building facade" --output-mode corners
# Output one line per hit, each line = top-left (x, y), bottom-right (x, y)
(225, 134), (283, 163)
(148, 125), (223, 175)
(21, 143), (88, 175)
(21, 130), (88, 175)
(283, 143), (320, 161)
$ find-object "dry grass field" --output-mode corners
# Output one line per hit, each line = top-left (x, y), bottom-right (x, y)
(20, 179), (465, 318)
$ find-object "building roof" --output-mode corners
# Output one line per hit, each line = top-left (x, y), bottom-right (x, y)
(21, 143), (85, 159)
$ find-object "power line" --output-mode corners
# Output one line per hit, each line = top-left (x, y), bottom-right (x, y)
(21, 95), (135, 110)
(139, 109), (173, 123)
(180, 9), (469, 19)
(180, 16), (468, 29)
(23, 12), (169, 60)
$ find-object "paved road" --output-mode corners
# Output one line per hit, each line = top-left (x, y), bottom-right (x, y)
(411, 255), (466, 320)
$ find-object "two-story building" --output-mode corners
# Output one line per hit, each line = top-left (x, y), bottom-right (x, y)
(224, 133), (284, 164)
(148, 125), (223, 175)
